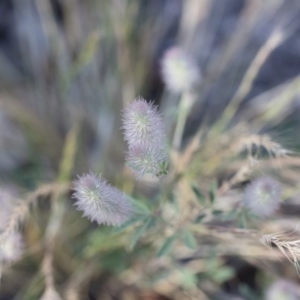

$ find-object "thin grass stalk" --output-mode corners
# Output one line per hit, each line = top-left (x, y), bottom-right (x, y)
(41, 125), (78, 293)
(172, 91), (194, 150)
(214, 28), (285, 132)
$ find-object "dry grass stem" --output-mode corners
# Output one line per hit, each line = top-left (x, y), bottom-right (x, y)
(0, 183), (69, 243)
(260, 230), (300, 274)
(216, 28), (286, 130)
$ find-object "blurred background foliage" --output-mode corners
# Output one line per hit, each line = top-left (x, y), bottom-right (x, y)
(2, 0), (300, 299)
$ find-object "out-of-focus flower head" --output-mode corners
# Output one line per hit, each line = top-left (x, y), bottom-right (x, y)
(122, 98), (169, 179)
(122, 98), (166, 146)
(126, 144), (168, 179)
(265, 279), (300, 300)
(161, 46), (200, 93)
(73, 172), (132, 226)
(243, 176), (281, 217)
(0, 231), (23, 263)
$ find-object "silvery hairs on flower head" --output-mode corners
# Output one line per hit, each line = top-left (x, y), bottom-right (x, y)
(122, 97), (166, 147)
(126, 144), (168, 178)
(73, 172), (132, 226)
(243, 176), (281, 217)
(161, 46), (200, 94)
(122, 98), (169, 179)
(265, 279), (300, 300)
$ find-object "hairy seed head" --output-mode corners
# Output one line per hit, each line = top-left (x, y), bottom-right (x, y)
(266, 279), (300, 300)
(122, 98), (166, 146)
(126, 144), (168, 179)
(122, 98), (169, 178)
(161, 47), (200, 93)
(73, 173), (132, 226)
(243, 176), (281, 217)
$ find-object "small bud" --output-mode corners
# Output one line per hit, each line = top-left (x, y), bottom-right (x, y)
(161, 47), (200, 93)
(73, 173), (132, 226)
(243, 177), (281, 217)
(122, 98), (166, 147)
(0, 231), (23, 263)
(126, 144), (168, 179)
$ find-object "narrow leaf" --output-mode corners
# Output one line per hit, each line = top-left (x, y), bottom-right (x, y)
(129, 197), (151, 214)
(113, 215), (146, 234)
(157, 235), (177, 257)
(209, 180), (217, 204)
(130, 218), (153, 249)
(239, 213), (247, 229)
(183, 230), (197, 250)
(191, 183), (206, 205)
(212, 267), (234, 284)
(195, 214), (206, 223)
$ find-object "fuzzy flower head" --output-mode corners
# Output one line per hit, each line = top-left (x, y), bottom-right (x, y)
(161, 47), (200, 93)
(265, 280), (300, 300)
(126, 144), (168, 179)
(73, 173), (132, 226)
(122, 98), (169, 179)
(0, 231), (23, 263)
(243, 176), (281, 217)
(122, 98), (166, 147)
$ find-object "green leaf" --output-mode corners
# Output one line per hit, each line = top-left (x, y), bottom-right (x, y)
(238, 212), (247, 229)
(129, 197), (151, 214)
(157, 235), (178, 257)
(212, 210), (223, 215)
(209, 180), (217, 204)
(113, 215), (147, 234)
(191, 183), (206, 205)
(130, 217), (153, 249)
(221, 211), (238, 220)
(183, 230), (197, 250)
(180, 268), (197, 288)
(195, 214), (206, 223)
(211, 266), (234, 284)
(152, 270), (171, 284)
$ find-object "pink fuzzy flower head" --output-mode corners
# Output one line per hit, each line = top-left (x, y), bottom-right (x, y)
(265, 279), (300, 300)
(122, 98), (166, 147)
(122, 98), (169, 179)
(73, 173), (132, 226)
(161, 47), (200, 93)
(243, 177), (281, 217)
(0, 231), (23, 263)
(126, 144), (168, 179)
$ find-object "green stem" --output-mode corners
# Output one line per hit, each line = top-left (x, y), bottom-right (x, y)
(172, 91), (193, 150)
